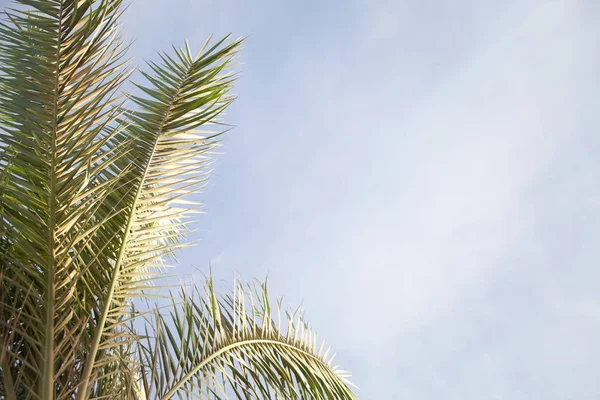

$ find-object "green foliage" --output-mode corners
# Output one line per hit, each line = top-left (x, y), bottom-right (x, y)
(0, 0), (356, 399)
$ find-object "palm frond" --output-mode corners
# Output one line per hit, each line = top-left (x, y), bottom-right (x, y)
(0, 0), (132, 397)
(76, 36), (242, 399)
(138, 276), (357, 400)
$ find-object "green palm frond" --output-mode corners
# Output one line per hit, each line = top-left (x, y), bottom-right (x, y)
(138, 276), (357, 400)
(76, 35), (242, 400)
(0, 0), (132, 397)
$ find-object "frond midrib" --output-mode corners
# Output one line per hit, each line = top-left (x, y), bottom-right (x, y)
(160, 337), (339, 400)
(76, 54), (197, 399)
(41, 1), (65, 397)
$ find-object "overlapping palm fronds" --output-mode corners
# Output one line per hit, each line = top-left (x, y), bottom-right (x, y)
(0, 0), (357, 399)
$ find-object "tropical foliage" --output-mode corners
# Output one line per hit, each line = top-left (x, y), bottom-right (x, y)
(0, 0), (356, 398)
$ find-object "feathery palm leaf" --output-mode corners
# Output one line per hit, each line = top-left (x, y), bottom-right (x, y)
(0, 1), (132, 397)
(138, 276), (356, 400)
(76, 37), (241, 400)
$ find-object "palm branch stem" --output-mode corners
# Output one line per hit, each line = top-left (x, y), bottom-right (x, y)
(160, 339), (335, 400)
(77, 51), (193, 400)
(42, 2), (66, 397)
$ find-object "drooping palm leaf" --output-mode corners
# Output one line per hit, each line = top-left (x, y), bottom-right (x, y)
(138, 276), (357, 400)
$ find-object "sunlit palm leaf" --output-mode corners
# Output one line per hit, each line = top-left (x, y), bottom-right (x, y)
(76, 35), (242, 399)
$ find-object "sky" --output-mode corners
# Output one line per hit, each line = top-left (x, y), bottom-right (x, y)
(5, 0), (597, 398)
(116, 0), (600, 398)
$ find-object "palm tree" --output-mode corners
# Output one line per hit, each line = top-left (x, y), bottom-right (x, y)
(0, 0), (356, 398)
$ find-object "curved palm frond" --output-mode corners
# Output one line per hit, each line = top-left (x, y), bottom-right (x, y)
(138, 276), (357, 400)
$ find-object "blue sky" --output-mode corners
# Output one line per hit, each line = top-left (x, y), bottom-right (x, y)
(92, 0), (600, 398)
